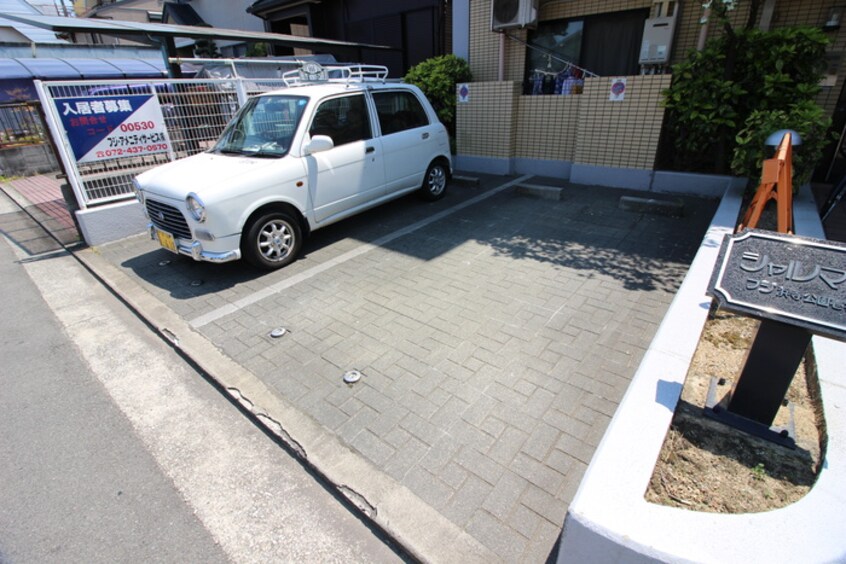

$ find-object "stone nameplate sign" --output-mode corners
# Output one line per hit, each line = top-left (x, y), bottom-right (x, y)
(708, 229), (846, 341)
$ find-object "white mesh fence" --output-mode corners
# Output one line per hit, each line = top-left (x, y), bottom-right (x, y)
(38, 78), (289, 207)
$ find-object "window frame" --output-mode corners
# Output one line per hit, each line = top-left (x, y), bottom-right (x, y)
(371, 89), (431, 137)
(307, 93), (373, 147)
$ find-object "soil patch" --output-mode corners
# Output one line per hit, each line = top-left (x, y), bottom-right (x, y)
(646, 309), (826, 513)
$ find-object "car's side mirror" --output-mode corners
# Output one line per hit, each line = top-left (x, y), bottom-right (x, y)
(304, 135), (334, 155)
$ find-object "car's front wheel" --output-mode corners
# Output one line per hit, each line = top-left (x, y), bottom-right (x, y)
(419, 160), (448, 201)
(242, 211), (302, 270)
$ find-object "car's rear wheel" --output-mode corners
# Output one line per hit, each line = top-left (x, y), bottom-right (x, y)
(419, 160), (448, 201)
(242, 211), (302, 270)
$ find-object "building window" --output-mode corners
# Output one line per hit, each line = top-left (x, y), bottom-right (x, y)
(526, 19), (584, 76)
(524, 8), (649, 92)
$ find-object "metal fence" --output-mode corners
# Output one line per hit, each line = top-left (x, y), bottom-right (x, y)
(0, 103), (48, 148)
(37, 78), (289, 208)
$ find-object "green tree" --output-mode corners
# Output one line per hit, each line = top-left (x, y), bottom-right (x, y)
(404, 55), (472, 139)
(663, 1), (830, 186)
(732, 101), (833, 187)
(246, 42), (269, 57)
(193, 38), (221, 59)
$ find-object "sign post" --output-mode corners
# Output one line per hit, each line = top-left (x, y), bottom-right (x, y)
(737, 132), (796, 234)
(707, 229), (846, 446)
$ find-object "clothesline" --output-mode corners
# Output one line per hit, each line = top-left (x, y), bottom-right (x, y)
(529, 66), (585, 95)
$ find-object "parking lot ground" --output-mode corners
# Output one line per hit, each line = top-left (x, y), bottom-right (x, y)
(92, 174), (718, 561)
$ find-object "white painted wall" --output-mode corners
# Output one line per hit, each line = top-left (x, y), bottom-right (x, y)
(558, 185), (846, 563)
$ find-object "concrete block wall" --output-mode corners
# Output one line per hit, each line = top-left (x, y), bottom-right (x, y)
(0, 145), (60, 177)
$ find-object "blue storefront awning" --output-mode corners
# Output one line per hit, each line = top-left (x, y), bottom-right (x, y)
(4, 57), (167, 80)
(0, 57), (168, 102)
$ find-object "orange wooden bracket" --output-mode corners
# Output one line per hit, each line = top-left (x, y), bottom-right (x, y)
(737, 133), (794, 234)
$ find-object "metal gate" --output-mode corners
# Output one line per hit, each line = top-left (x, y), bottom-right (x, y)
(36, 77), (288, 209)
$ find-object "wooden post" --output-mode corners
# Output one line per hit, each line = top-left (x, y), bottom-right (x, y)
(737, 133), (794, 234)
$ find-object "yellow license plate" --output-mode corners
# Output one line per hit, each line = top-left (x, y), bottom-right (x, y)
(156, 229), (178, 253)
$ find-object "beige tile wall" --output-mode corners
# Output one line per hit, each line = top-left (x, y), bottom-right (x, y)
(462, 1), (846, 168)
(671, 0), (750, 65)
(470, 0), (501, 81)
(457, 74), (668, 169)
(574, 75), (671, 169)
(456, 81), (521, 158)
(540, 0), (652, 21)
(515, 95), (581, 160)
(769, 0), (846, 113)
(469, 0), (846, 115)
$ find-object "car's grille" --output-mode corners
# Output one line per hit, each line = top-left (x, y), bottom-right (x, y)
(146, 198), (191, 240)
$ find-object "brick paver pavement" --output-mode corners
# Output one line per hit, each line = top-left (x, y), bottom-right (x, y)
(97, 175), (717, 561)
(0, 175), (80, 248)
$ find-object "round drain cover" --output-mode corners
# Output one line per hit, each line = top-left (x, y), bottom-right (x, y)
(269, 328), (287, 338)
(343, 370), (362, 384)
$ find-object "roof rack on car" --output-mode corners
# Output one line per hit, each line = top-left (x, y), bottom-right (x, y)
(281, 63), (389, 87)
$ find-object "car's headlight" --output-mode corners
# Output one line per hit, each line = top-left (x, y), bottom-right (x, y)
(186, 192), (206, 223)
(131, 177), (144, 205)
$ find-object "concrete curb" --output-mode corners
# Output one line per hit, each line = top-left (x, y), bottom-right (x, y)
(451, 174), (481, 187)
(516, 183), (564, 200)
(76, 248), (497, 564)
(618, 195), (684, 217)
(557, 185), (846, 562)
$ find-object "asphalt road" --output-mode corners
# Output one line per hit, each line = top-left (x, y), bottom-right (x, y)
(0, 190), (403, 562)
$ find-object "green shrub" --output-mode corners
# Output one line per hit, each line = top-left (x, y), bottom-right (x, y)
(663, 24), (830, 180)
(732, 101), (834, 188)
(404, 55), (472, 137)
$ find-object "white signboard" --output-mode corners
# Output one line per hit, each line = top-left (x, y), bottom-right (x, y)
(56, 94), (172, 163)
(609, 77), (627, 102)
(457, 83), (470, 103)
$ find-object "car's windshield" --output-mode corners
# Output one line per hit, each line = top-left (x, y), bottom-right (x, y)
(212, 95), (308, 158)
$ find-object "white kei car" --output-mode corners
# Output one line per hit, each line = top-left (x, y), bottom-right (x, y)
(132, 64), (452, 270)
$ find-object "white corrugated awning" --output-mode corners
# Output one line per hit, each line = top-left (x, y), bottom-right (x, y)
(0, 13), (393, 53)
(0, 0), (67, 44)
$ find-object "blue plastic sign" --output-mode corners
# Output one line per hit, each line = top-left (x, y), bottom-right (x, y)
(55, 94), (171, 163)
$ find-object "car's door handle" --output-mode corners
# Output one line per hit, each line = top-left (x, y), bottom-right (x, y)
(365, 146), (375, 154)
(422, 132), (430, 140)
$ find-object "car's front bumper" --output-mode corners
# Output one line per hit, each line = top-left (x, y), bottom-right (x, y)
(148, 224), (241, 263)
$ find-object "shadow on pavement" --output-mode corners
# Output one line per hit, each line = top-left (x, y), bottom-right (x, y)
(117, 179), (717, 302)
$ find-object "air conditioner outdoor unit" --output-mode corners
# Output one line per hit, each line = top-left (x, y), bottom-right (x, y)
(491, 0), (538, 32)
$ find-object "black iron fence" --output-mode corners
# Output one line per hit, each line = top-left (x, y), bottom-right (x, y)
(0, 103), (48, 148)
